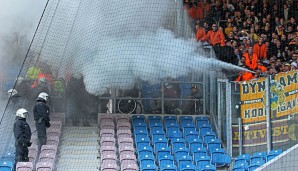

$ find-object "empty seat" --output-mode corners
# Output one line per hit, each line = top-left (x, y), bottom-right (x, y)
(160, 164), (177, 171)
(101, 153), (117, 163)
(167, 130), (182, 139)
(36, 162), (53, 171)
(0, 160), (14, 171)
(117, 122), (131, 130)
(235, 154), (251, 164)
(184, 130), (199, 140)
(116, 116), (130, 123)
(101, 137), (116, 146)
(100, 129), (115, 137)
(16, 162), (33, 171)
(47, 128), (61, 138)
(101, 160), (118, 171)
(46, 136), (59, 146)
(207, 139), (221, 150)
(120, 153), (136, 163)
(211, 150), (231, 167)
(200, 164), (216, 171)
(119, 145), (135, 154)
(134, 129), (149, 137)
(233, 162), (249, 171)
(195, 116), (209, 125)
(117, 130), (132, 138)
(121, 163), (139, 171)
(100, 122), (115, 129)
(193, 147), (208, 162)
(40, 145), (57, 155)
(101, 146), (117, 154)
(118, 137), (134, 146)
(38, 152), (56, 162)
(202, 132), (216, 143)
(266, 149), (282, 161)
(248, 160), (265, 171)
(164, 116), (178, 123)
(180, 116), (193, 124)
(158, 154), (175, 168)
(195, 155), (211, 170)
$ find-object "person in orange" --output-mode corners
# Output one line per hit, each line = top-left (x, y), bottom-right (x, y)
(253, 37), (267, 59)
(195, 24), (206, 41)
(243, 46), (258, 70)
(31, 73), (54, 88)
(235, 66), (254, 82)
(256, 60), (267, 73)
(201, 24), (225, 46)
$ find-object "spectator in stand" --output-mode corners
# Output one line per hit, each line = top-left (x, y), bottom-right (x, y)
(235, 66), (254, 82)
(195, 24), (206, 41)
(291, 62), (298, 70)
(253, 37), (267, 59)
(201, 23), (225, 46)
(256, 60), (267, 73)
(284, 63), (291, 72)
(225, 22), (233, 36)
(243, 46), (259, 70)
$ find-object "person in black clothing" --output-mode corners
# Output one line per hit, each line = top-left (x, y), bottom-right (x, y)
(13, 108), (32, 170)
(33, 92), (50, 152)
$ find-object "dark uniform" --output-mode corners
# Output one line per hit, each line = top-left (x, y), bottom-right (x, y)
(13, 117), (31, 166)
(7, 94), (23, 115)
(33, 98), (50, 151)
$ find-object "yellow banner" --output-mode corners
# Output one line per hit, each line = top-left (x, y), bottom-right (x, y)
(240, 71), (298, 123)
(240, 77), (266, 123)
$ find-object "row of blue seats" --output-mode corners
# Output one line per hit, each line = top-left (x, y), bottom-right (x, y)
(233, 149), (283, 171)
(131, 115), (231, 171)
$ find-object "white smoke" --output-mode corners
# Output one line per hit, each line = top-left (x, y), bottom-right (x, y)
(38, 0), (242, 95)
(0, 0), (47, 116)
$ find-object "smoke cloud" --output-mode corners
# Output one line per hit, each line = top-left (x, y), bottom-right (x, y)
(0, 0), (47, 115)
(37, 0), (242, 95)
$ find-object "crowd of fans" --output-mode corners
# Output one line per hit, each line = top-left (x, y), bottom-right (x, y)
(183, 0), (298, 81)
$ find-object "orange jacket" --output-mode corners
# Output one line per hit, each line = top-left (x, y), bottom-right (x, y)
(196, 6), (203, 20)
(195, 28), (206, 41)
(201, 30), (226, 46)
(253, 43), (267, 59)
(31, 73), (53, 88)
(188, 7), (197, 19)
(243, 53), (258, 70)
(257, 65), (267, 72)
(235, 72), (254, 81)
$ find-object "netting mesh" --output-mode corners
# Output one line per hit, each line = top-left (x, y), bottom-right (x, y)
(0, 0), (298, 170)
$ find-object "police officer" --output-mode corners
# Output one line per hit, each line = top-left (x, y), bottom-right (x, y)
(33, 92), (50, 152)
(13, 108), (32, 169)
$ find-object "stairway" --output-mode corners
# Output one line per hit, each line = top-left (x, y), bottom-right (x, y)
(56, 126), (99, 171)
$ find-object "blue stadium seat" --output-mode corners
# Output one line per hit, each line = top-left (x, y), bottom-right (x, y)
(248, 160), (265, 171)
(165, 123), (180, 130)
(164, 116), (178, 122)
(202, 132), (217, 144)
(233, 168), (246, 171)
(211, 151), (231, 167)
(250, 157), (265, 165)
(159, 154), (175, 168)
(132, 115), (146, 124)
(184, 131), (199, 140)
(140, 160), (158, 171)
(150, 126), (164, 133)
(174, 146), (190, 159)
(180, 116), (193, 125)
(179, 162), (196, 171)
(266, 149), (283, 162)
(193, 147), (207, 161)
(151, 130), (166, 140)
(234, 159), (249, 168)
(133, 121), (147, 128)
(157, 149), (172, 160)
(199, 126), (212, 136)
(134, 129), (149, 137)
(200, 131), (216, 140)
(235, 154), (251, 163)
(148, 116), (162, 122)
(189, 140), (204, 154)
(181, 123), (196, 129)
(233, 162), (249, 171)
(137, 146), (154, 157)
(167, 130), (183, 139)
(134, 125), (148, 132)
(171, 138), (186, 149)
(0, 160), (14, 171)
(176, 155), (192, 166)
(252, 151), (267, 160)
(200, 164), (216, 171)
(207, 139), (222, 150)
(149, 122), (163, 128)
(160, 164), (177, 171)
(154, 142), (169, 154)
(152, 136), (167, 143)
(196, 116), (209, 124)
(209, 148), (225, 156)
(195, 155), (211, 170)
(137, 138), (151, 148)
(135, 134), (149, 142)
(183, 127), (197, 136)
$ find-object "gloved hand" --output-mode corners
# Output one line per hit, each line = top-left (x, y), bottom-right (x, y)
(26, 142), (32, 147)
(46, 122), (51, 128)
